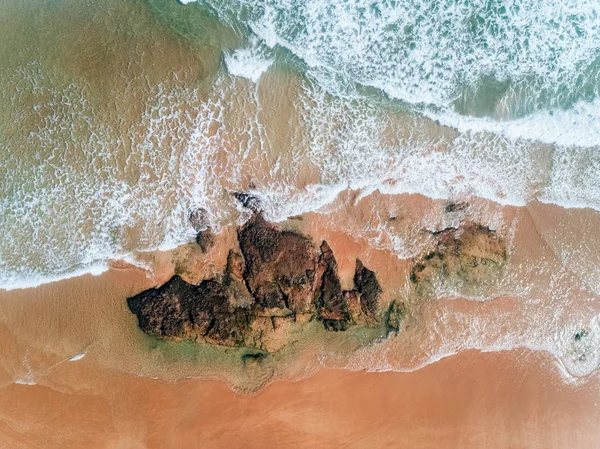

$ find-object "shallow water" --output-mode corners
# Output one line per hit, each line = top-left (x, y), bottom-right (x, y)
(2, 0), (600, 288)
(1, 2), (600, 443)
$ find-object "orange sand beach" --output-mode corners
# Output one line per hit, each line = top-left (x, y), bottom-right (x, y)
(0, 199), (599, 448)
(0, 347), (598, 448)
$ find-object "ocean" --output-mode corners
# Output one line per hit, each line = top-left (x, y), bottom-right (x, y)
(1, 0), (600, 389)
(1, 0), (599, 290)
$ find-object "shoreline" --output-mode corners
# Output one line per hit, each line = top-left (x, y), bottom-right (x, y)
(3, 192), (600, 293)
(1, 348), (598, 448)
(1, 195), (599, 392)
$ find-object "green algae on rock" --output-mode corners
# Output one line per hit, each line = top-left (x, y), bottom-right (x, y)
(386, 300), (406, 336)
(410, 223), (507, 298)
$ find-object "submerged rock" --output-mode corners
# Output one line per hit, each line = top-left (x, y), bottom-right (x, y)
(386, 300), (406, 336)
(410, 223), (507, 297)
(444, 202), (468, 213)
(233, 192), (262, 212)
(188, 207), (209, 232)
(127, 214), (384, 351)
(574, 329), (588, 341)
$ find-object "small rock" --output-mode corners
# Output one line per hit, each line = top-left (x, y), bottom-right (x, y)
(241, 352), (266, 366)
(189, 208), (209, 232)
(444, 202), (467, 213)
(574, 329), (588, 341)
(195, 228), (215, 253)
(233, 192), (262, 212)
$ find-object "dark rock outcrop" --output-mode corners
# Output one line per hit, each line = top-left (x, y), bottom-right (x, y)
(238, 215), (319, 313)
(233, 192), (262, 212)
(354, 259), (382, 317)
(127, 214), (383, 350)
(126, 275), (248, 346)
(127, 275), (196, 340)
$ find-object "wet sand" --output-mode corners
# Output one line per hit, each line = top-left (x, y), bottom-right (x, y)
(0, 349), (597, 448)
(0, 198), (599, 447)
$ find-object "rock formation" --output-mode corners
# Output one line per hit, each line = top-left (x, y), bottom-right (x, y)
(195, 228), (215, 253)
(127, 214), (383, 352)
(385, 300), (405, 335)
(354, 259), (382, 317)
(188, 208), (209, 232)
(237, 214), (319, 315)
(128, 212), (508, 352)
(410, 223), (507, 297)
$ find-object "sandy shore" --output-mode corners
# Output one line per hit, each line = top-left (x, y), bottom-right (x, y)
(1, 197), (599, 447)
(0, 348), (597, 448)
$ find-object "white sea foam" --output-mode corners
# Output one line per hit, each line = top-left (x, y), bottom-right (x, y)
(14, 357), (36, 386)
(298, 84), (546, 208)
(428, 100), (600, 148)
(0, 68), (233, 290)
(3, 63), (600, 290)
(1, 263), (109, 292)
(224, 37), (274, 83)
(540, 146), (600, 210)
(14, 378), (37, 386)
(191, 0), (600, 148)
(344, 289), (600, 381)
(2, 33), (600, 298)
(69, 352), (86, 362)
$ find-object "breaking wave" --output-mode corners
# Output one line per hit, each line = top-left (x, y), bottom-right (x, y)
(2, 0), (600, 292)
(192, 0), (600, 147)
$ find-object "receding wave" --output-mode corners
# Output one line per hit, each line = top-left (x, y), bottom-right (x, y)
(1, 0), (600, 290)
(188, 0), (600, 146)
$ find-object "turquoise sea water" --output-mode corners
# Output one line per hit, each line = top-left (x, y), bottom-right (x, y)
(0, 0), (599, 288)
(189, 0), (600, 137)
